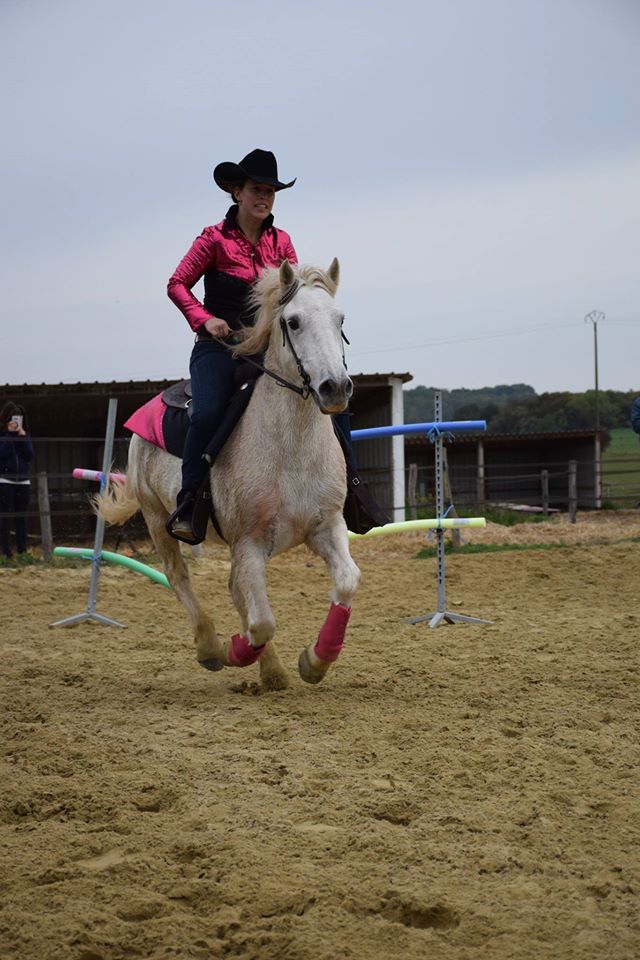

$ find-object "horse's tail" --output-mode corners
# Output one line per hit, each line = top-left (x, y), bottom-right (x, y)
(93, 468), (140, 525)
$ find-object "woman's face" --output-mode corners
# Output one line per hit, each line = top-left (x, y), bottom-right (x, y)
(234, 180), (276, 221)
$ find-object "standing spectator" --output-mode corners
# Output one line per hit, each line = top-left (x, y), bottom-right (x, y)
(631, 396), (640, 435)
(0, 402), (34, 559)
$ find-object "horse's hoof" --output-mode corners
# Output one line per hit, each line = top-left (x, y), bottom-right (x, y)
(198, 657), (225, 672)
(298, 648), (326, 685)
(261, 672), (290, 692)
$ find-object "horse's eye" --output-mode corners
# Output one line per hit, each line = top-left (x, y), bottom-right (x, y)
(288, 316), (300, 331)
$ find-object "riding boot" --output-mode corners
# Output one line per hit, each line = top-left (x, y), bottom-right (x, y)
(332, 416), (391, 534)
(166, 490), (201, 545)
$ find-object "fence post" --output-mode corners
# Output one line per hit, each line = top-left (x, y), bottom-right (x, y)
(541, 469), (549, 516)
(568, 460), (577, 524)
(37, 472), (53, 561)
(408, 462), (418, 520)
(442, 447), (461, 548)
(476, 439), (485, 503)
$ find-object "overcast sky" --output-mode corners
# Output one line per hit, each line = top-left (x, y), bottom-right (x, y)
(1, 0), (639, 395)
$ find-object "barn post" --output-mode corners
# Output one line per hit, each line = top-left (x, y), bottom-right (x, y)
(541, 469), (549, 516)
(593, 432), (602, 508)
(408, 463), (418, 520)
(568, 460), (578, 523)
(442, 447), (462, 548)
(37, 472), (53, 561)
(389, 376), (406, 522)
(476, 438), (485, 504)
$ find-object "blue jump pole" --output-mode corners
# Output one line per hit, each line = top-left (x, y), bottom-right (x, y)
(351, 420), (486, 440)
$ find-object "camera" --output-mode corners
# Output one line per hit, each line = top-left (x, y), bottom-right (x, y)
(10, 415), (23, 428)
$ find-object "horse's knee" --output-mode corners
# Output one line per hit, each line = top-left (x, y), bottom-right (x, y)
(248, 613), (276, 648)
(335, 561), (360, 606)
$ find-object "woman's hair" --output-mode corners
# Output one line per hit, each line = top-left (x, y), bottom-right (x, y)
(225, 178), (247, 202)
(0, 402), (28, 431)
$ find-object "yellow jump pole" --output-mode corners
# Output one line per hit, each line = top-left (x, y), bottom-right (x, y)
(348, 517), (486, 539)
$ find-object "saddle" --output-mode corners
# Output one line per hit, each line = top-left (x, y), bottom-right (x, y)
(162, 369), (390, 543)
(162, 367), (260, 543)
(162, 379), (192, 410)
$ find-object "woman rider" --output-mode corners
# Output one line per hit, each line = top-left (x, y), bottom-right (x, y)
(165, 149), (299, 543)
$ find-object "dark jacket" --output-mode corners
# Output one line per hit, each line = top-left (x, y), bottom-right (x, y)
(0, 432), (34, 481)
(631, 397), (640, 435)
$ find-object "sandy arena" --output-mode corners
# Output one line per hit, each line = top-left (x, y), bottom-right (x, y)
(1, 512), (639, 959)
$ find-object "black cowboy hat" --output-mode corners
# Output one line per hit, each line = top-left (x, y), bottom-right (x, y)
(213, 149), (296, 192)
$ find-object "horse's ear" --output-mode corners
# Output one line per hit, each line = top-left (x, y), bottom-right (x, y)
(327, 257), (340, 289)
(280, 259), (296, 288)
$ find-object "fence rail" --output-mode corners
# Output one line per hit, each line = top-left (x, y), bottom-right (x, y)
(2, 446), (639, 556)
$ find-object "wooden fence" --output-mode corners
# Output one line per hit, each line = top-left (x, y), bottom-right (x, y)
(3, 433), (639, 557)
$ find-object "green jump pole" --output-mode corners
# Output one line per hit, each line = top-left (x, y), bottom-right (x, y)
(53, 547), (171, 590)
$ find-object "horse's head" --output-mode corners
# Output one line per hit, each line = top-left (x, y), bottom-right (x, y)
(238, 259), (353, 414)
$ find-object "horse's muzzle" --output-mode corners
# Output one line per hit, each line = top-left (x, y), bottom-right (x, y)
(316, 375), (353, 414)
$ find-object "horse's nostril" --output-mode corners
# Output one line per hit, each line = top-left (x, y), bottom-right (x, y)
(319, 379), (338, 399)
(319, 377), (352, 401)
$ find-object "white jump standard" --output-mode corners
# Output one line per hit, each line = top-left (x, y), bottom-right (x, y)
(50, 398), (126, 628)
(405, 391), (493, 629)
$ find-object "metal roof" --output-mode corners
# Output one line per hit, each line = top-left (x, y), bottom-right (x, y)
(0, 372), (414, 395)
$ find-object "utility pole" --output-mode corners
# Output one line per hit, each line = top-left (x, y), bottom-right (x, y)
(584, 310), (604, 433)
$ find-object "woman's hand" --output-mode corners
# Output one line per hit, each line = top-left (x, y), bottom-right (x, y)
(202, 316), (231, 338)
(7, 421), (25, 437)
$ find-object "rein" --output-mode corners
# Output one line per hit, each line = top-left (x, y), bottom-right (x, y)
(211, 277), (349, 401)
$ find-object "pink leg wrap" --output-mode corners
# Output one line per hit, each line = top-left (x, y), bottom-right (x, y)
(314, 603), (351, 664)
(228, 634), (265, 667)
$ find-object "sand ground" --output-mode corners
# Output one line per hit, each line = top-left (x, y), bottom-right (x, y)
(1, 512), (639, 959)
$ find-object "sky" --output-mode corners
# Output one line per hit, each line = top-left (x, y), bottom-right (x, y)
(1, 0), (639, 395)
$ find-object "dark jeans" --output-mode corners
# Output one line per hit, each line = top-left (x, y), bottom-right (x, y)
(179, 339), (356, 496)
(181, 340), (241, 495)
(0, 482), (30, 558)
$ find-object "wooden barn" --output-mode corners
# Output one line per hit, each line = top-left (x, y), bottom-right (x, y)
(404, 428), (603, 511)
(1, 376), (605, 546)
(0, 373), (412, 540)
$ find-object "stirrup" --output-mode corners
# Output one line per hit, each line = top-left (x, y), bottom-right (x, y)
(166, 495), (202, 546)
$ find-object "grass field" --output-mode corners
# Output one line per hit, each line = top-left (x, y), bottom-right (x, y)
(602, 427), (640, 506)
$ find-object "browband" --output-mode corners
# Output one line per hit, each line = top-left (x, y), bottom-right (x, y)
(277, 279), (301, 307)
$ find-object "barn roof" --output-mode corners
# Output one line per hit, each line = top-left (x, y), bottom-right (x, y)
(0, 372), (413, 395)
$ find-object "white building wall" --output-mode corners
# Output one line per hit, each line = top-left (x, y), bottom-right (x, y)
(390, 377), (405, 522)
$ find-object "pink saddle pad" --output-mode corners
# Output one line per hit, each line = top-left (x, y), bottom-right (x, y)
(124, 394), (167, 450)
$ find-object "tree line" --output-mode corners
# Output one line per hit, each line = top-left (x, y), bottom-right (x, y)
(403, 384), (638, 433)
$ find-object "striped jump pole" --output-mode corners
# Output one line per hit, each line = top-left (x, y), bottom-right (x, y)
(72, 468), (126, 484)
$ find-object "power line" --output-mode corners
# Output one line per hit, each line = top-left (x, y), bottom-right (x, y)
(349, 318), (585, 358)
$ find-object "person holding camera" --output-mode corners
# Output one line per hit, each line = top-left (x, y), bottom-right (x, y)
(0, 402), (34, 559)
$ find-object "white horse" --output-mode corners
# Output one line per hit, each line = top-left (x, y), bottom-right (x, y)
(97, 259), (360, 690)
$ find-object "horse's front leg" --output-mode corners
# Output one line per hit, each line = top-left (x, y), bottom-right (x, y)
(227, 538), (290, 691)
(300, 515), (361, 684)
(143, 506), (224, 671)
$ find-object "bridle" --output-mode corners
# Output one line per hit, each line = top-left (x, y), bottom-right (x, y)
(216, 278), (349, 402)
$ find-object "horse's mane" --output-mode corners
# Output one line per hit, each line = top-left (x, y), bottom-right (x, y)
(234, 264), (337, 357)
